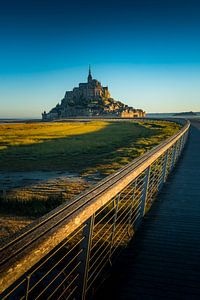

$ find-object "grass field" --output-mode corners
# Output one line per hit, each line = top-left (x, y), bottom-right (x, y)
(0, 120), (180, 174)
(0, 120), (181, 240)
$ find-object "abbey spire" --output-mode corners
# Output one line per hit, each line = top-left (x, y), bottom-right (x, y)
(87, 65), (92, 83)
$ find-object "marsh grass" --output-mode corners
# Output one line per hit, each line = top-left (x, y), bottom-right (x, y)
(0, 121), (180, 173)
(0, 120), (180, 220)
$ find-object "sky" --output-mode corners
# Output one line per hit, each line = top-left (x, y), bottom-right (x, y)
(0, 0), (200, 118)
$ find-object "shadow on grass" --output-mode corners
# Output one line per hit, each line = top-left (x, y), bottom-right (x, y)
(0, 122), (156, 173)
(0, 194), (65, 217)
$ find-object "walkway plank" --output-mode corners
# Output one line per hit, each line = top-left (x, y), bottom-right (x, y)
(97, 121), (200, 299)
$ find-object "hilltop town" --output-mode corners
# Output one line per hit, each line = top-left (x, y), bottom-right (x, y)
(42, 68), (145, 120)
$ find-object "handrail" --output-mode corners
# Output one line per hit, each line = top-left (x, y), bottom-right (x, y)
(0, 118), (187, 252)
(0, 119), (190, 299)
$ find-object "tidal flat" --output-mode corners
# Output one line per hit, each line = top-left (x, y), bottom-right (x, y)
(0, 120), (180, 241)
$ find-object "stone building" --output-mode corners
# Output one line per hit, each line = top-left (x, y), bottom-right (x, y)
(42, 67), (145, 120)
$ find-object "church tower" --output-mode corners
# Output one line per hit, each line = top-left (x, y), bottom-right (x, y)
(87, 65), (92, 83)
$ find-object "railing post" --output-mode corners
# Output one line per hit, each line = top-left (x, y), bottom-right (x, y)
(177, 135), (183, 157)
(109, 194), (120, 263)
(175, 139), (180, 163)
(183, 132), (187, 147)
(127, 181), (137, 232)
(77, 215), (95, 300)
(131, 167), (150, 230)
(158, 150), (169, 191)
(180, 134), (186, 154)
(25, 275), (31, 300)
(183, 131), (188, 147)
(182, 132), (187, 148)
(181, 133), (185, 148)
(170, 142), (178, 171)
(140, 166), (151, 217)
(179, 136), (183, 156)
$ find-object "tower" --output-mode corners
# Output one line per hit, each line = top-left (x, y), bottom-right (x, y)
(87, 65), (92, 83)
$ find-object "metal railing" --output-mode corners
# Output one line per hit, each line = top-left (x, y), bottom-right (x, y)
(0, 119), (190, 300)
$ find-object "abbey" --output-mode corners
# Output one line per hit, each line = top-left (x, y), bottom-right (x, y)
(42, 68), (145, 120)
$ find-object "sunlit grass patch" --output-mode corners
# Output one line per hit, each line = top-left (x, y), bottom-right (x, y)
(0, 122), (108, 149)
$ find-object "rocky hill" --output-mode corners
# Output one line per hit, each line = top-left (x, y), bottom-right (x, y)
(42, 68), (145, 120)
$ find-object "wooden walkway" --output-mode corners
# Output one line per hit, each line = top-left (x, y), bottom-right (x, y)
(97, 121), (200, 299)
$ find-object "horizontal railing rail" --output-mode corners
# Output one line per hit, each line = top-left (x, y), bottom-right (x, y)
(0, 119), (190, 299)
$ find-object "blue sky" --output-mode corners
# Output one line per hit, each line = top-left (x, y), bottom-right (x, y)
(0, 0), (200, 117)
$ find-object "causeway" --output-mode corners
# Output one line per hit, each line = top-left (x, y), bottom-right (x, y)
(97, 120), (200, 299)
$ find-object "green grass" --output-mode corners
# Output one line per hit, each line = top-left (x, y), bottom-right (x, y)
(0, 120), (180, 174)
(0, 120), (181, 219)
